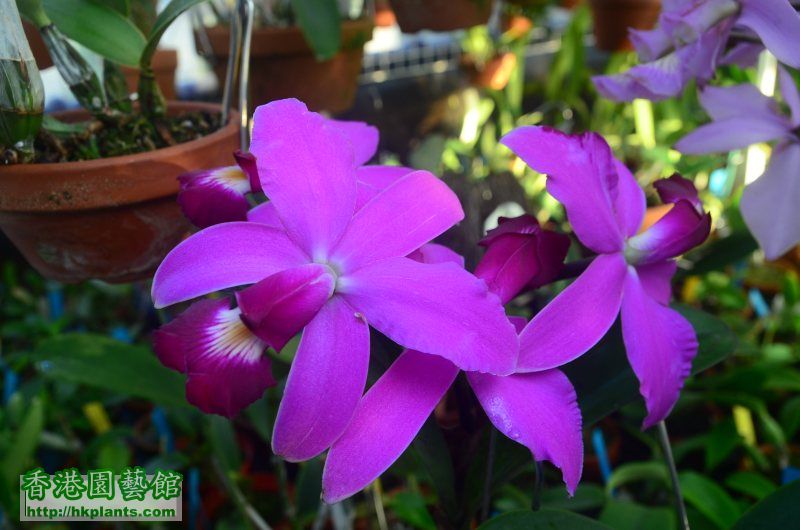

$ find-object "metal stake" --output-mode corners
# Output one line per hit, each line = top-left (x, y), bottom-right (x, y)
(236, 0), (254, 150)
(657, 421), (690, 530)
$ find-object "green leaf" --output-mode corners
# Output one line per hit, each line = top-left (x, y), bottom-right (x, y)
(31, 333), (188, 408)
(42, 115), (91, 135)
(387, 490), (437, 530)
(140, 0), (206, 67)
(206, 416), (242, 473)
(540, 484), (606, 513)
(705, 420), (742, 470)
(680, 471), (741, 529)
(565, 307), (735, 425)
(42, 0), (146, 66)
(295, 458), (323, 522)
(599, 500), (676, 530)
(606, 462), (669, 493)
(724, 472), (776, 501)
(290, 0), (342, 60)
(478, 509), (613, 529)
(779, 395), (800, 439)
(2, 396), (44, 485)
(409, 418), (459, 520)
(682, 230), (758, 276)
(731, 480), (800, 530)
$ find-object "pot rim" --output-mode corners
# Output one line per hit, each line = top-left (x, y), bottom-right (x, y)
(2, 100), (236, 171)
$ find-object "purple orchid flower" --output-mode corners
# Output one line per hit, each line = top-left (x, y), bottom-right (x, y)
(151, 99), (518, 463)
(322, 220), (582, 503)
(176, 119), (379, 228)
(676, 70), (800, 259)
(501, 126), (711, 428)
(593, 0), (800, 102)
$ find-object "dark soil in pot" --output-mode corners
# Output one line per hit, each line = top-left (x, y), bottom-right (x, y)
(0, 101), (238, 284)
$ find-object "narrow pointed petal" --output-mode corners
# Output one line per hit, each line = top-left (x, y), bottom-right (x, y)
(331, 171), (464, 270)
(779, 67), (800, 127)
(355, 166), (415, 210)
(675, 118), (789, 154)
(236, 264), (335, 352)
(153, 299), (273, 417)
(653, 174), (702, 210)
(152, 222), (308, 308)
(233, 150), (262, 193)
(250, 99), (357, 259)
(322, 350), (459, 503)
(627, 201), (711, 264)
(339, 257), (518, 375)
(739, 0), (800, 68)
(272, 297), (370, 461)
(635, 261), (677, 305)
(468, 369), (583, 494)
(629, 27), (673, 62)
(697, 83), (783, 122)
(329, 119), (380, 166)
(621, 270), (697, 428)
(501, 127), (626, 253)
(614, 160), (647, 237)
(517, 253), (628, 372)
(246, 202), (283, 228)
(177, 166), (251, 228)
(740, 143), (800, 260)
(721, 42), (764, 69)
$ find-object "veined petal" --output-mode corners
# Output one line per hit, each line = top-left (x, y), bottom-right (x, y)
(236, 264), (335, 352)
(659, 0), (738, 46)
(331, 170), (463, 271)
(177, 166), (251, 228)
(621, 269), (697, 428)
(518, 253), (628, 372)
(322, 350), (459, 503)
(653, 174), (702, 211)
(592, 54), (687, 102)
(468, 369), (583, 495)
(501, 127), (626, 253)
(627, 201), (711, 264)
(246, 202), (283, 228)
(629, 27), (673, 62)
(339, 257), (518, 375)
(272, 297), (370, 461)
(250, 99), (357, 259)
(153, 299), (273, 417)
(740, 142), (800, 260)
(355, 166), (415, 210)
(635, 261), (677, 305)
(152, 222), (308, 308)
(328, 119), (380, 166)
(739, 0), (800, 68)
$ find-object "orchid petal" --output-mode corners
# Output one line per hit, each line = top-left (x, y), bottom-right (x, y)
(721, 41), (764, 69)
(697, 83), (784, 122)
(779, 67), (800, 127)
(592, 54), (688, 102)
(517, 253), (628, 372)
(272, 297), (370, 461)
(621, 269), (697, 428)
(659, 0), (737, 45)
(153, 299), (273, 417)
(177, 166), (251, 228)
(740, 142), (800, 260)
(355, 166), (415, 210)
(233, 150), (262, 193)
(322, 350), (459, 503)
(329, 119), (380, 166)
(635, 261), (677, 305)
(236, 264), (335, 352)
(501, 127), (626, 253)
(629, 27), (673, 62)
(675, 117), (789, 154)
(340, 257), (518, 375)
(331, 171), (463, 270)
(250, 99), (357, 259)
(407, 243), (465, 267)
(614, 160), (647, 237)
(152, 222), (308, 308)
(246, 202), (283, 228)
(627, 201), (711, 264)
(653, 174), (702, 211)
(468, 369), (583, 494)
(739, 0), (800, 68)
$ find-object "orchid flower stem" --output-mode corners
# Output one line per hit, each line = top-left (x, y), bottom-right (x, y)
(371, 479), (388, 530)
(657, 421), (690, 530)
(531, 460), (543, 512)
(481, 428), (498, 522)
(212, 458), (272, 530)
(272, 454), (295, 520)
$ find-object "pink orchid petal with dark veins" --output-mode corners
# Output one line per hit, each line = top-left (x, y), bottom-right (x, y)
(627, 201), (711, 264)
(153, 299), (274, 418)
(653, 174), (702, 211)
(177, 166), (252, 228)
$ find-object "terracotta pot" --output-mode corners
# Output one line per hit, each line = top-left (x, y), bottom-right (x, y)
(202, 19), (373, 114)
(0, 101), (238, 283)
(388, 0), (494, 33)
(121, 49), (178, 101)
(589, 0), (661, 52)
